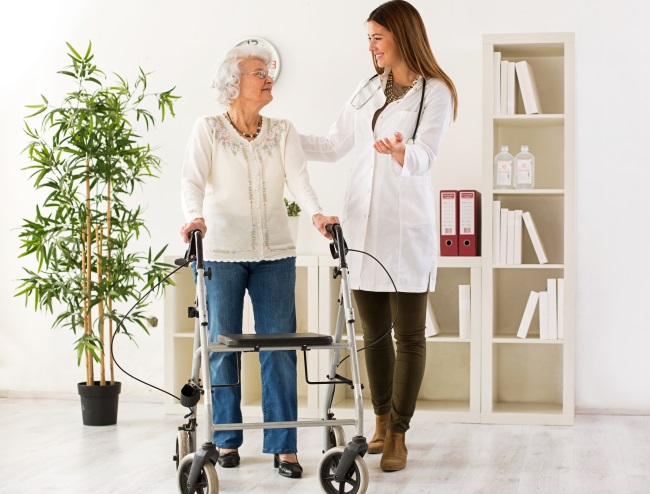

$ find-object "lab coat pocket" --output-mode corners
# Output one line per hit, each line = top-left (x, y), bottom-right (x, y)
(398, 175), (434, 226)
(398, 223), (434, 288)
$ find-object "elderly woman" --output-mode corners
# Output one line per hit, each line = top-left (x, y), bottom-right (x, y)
(180, 45), (337, 479)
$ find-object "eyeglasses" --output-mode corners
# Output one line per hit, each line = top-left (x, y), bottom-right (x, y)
(245, 70), (273, 80)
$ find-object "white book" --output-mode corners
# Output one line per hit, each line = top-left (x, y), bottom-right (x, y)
(507, 61), (517, 115)
(492, 200), (501, 264)
(425, 299), (441, 337)
(547, 278), (558, 339)
(516, 291), (539, 339)
(513, 209), (523, 265)
(522, 211), (549, 264)
(500, 60), (508, 115)
(557, 278), (565, 339)
(458, 285), (471, 339)
(539, 291), (549, 339)
(493, 51), (502, 116)
(515, 60), (542, 115)
(506, 210), (516, 265)
(499, 208), (508, 265)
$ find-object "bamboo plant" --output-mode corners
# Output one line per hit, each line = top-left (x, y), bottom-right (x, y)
(17, 42), (180, 387)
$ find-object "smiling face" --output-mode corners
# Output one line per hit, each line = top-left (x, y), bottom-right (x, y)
(236, 57), (273, 107)
(367, 20), (401, 70)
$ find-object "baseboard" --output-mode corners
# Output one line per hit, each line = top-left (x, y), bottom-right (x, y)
(2, 391), (647, 416)
(0, 389), (163, 404)
(576, 407), (650, 417)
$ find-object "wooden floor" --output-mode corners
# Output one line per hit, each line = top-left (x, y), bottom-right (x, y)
(1, 397), (649, 493)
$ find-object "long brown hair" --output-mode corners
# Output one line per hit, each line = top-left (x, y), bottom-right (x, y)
(368, 0), (458, 120)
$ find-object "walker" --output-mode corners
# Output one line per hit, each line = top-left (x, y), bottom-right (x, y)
(173, 224), (369, 493)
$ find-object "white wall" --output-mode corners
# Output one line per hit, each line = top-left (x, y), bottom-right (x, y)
(1, 0), (648, 412)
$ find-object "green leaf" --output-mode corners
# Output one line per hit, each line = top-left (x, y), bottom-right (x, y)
(25, 106), (47, 118)
(66, 41), (82, 59)
(83, 41), (93, 60)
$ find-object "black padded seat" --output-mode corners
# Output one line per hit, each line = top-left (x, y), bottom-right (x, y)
(217, 332), (333, 348)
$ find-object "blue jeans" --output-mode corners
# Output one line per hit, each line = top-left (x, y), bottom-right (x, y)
(201, 257), (297, 454)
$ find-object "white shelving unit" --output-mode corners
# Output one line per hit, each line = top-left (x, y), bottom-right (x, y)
(481, 33), (575, 425)
(164, 254), (481, 424)
(317, 256), (482, 423)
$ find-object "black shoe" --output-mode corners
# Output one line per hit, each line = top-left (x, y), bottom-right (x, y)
(217, 451), (240, 468)
(273, 454), (303, 478)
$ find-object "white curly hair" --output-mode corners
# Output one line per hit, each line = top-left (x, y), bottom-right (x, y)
(212, 45), (273, 106)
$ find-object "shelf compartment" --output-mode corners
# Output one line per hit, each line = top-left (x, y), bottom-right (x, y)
(334, 342), (471, 411)
(419, 343), (471, 403)
(493, 123), (565, 189)
(491, 38), (566, 115)
(493, 267), (564, 338)
(494, 195), (564, 265)
(428, 268), (472, 337)
(491, 343), (563, 410)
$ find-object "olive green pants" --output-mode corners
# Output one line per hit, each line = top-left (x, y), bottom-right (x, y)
(352, 289), (427, 433)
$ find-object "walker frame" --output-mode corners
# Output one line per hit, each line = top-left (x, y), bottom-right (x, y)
(173, 225), (369, 494)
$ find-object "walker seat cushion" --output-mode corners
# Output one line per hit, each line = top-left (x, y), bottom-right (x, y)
(217, 332), (333, 348)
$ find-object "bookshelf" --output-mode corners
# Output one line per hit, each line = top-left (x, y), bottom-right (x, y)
(163, 254), (482, 424)
(317, 256), (482, 424)
(482, 33), (575, 425)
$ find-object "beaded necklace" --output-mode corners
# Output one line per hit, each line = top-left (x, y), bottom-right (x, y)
(385, 72), (418, 104)
(226, 112), (262, 139)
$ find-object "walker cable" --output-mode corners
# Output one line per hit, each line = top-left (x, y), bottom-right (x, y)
(110, 253), (194, 407)
(326, 224), (399, 369)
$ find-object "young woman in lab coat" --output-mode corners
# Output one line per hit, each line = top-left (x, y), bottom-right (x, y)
(300, 0), (458, 472)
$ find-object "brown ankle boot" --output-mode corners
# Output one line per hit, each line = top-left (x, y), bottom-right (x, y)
(367, 413), (389, 454)
(380, 429), (407, 471)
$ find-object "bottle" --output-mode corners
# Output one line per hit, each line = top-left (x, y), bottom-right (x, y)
(514, 145), (535, 189)
(493, 145), (514, 189)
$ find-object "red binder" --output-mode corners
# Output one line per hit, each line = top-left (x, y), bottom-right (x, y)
(458, 190), (481, 256)
(439, 190), (459, 256)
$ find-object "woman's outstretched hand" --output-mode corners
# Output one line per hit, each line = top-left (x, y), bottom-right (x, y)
(373, 131), (406, 166)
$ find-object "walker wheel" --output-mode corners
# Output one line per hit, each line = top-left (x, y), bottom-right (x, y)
(318, 446), (368, 494)
(174, 430), (193, 469)
(176, 453), (219, 494)
(325, 425), (346, 452)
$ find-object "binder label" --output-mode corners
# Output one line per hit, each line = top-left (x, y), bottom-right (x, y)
(459, 192), (476, 235)
(441, 192), (457, 235)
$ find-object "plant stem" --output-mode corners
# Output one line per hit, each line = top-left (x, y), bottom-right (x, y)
(97, 228), (105, 386)
(107, 181), (114, 385)
(85, 160), (93, 386)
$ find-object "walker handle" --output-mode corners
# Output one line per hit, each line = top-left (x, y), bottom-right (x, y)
(326, 223), (348, 269)
(175, 229), (203, 267)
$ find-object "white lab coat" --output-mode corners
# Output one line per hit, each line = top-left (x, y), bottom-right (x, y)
(300, 69), (453, 292)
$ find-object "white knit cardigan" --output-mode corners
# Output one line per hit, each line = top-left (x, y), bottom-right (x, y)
(181, 115), (322, 262)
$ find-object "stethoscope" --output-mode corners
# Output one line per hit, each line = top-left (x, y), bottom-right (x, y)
(350, 73), (426, 145)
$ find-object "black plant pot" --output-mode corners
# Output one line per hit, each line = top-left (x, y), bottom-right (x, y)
(77, 381), (122, 426)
